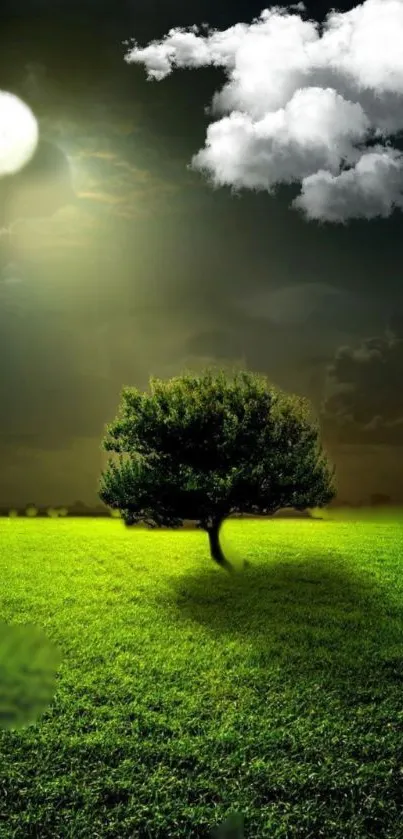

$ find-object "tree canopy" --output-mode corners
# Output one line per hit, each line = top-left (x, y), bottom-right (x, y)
(98, 366), (336, 572)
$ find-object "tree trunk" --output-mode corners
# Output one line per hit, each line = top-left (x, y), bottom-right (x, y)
(206, 519), (235, 574)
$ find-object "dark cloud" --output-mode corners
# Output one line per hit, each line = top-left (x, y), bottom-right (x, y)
(0, 372), (120, 451)
(387, 307), (403, 339)
(233, 281), (367, 332)
(320, 333), (403, 445)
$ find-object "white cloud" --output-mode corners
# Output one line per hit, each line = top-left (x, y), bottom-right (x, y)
(125, 0), (403, 222)
(293, 146), (403, 222)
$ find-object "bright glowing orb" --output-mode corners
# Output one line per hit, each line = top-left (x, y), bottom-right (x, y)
(0, 91), (39, 176)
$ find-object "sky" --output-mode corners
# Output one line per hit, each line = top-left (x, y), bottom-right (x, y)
(0, 0), (403, 508)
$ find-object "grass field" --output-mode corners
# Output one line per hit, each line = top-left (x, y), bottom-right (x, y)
(1, 513), (403, 838)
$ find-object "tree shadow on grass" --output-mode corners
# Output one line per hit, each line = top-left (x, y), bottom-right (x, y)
(161, 549), (403, 706)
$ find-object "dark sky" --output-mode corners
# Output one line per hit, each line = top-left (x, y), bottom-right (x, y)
(0, 0), (402, 507)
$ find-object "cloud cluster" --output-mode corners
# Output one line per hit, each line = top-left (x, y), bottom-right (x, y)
(125, 0), (403, 222)
(320, 332), (403, 444)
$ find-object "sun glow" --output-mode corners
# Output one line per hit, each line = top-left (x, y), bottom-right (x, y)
(0, 91), (39, 176)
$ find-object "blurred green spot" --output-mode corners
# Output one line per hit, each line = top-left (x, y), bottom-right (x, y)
(25, 506), (38, 517)
(211, 812), (244, 839)
(0, 622), (61, 730)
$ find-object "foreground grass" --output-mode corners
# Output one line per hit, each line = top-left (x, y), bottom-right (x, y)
(1, 515), (403, 838)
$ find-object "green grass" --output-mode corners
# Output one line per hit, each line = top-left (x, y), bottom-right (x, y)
(1, 514), (403, 838)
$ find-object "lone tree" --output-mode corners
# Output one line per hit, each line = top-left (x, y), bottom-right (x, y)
(98, 367), (336, 574)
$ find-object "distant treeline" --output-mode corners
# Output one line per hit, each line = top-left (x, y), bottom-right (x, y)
(0, 495), (396, 520)
(1, 506), (314, 519)
(0, 505), (110, 518)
